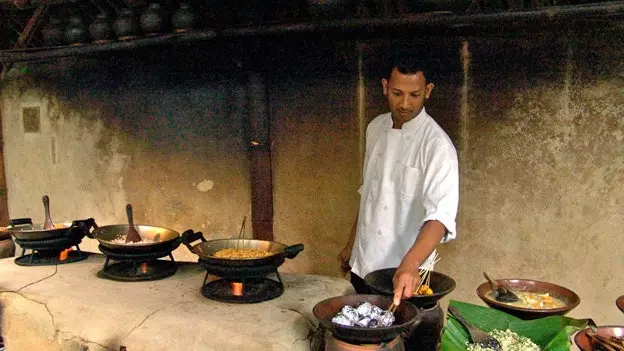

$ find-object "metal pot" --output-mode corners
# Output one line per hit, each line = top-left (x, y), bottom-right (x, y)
(181, 230), (304, 267)
(87, 224), (182, 253)
(313, 294), (422, 344)
(8, 218), (97, 241)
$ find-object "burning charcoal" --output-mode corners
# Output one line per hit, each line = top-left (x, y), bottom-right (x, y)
(331, 314), (354, 327)
(340, 305), (360, 323)
(368, 318), (380, 328)
(380, 312), (395, 327)
(356, 317), (371, 327)
(355, 301), (373, 317)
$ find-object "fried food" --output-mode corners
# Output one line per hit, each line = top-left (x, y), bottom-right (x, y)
(414, 284), (434, 295)
(212, 248), (272, 259)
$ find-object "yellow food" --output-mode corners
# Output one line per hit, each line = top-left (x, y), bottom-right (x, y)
(487, 290), (566, 309)
(414, 284), (434, 295)
(212, 248), (273, 259)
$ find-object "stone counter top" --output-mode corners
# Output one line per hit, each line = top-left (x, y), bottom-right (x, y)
(0, 254), (353, 351)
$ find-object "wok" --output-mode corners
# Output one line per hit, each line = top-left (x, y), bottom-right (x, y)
(364, 269), (456, 308)
(181, 230), (304, 267)
(88, 224), (182, 253)
(313, 294), (422, 344)
(8, 218), (97, 241)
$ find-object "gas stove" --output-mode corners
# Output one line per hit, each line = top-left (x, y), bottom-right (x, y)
(97, 244), (177, 281)
(14, 236), (89, 266)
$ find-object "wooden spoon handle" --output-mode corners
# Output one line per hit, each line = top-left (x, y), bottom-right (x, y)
(126, 204), (135, 227)
(483, 272), (500, 290)
(43, 195), (54, 229)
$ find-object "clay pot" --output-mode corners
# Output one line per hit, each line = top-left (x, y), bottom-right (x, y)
(64, 16), (88, 45)
(140, 3), (165, 35)
(89, 12), (114, 43)
(172, 3), (197, 32)
(113, 8), (141, 40)
(41, 16), (64, 46)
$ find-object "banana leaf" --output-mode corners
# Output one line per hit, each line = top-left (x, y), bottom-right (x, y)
(441, 300), (593, 351)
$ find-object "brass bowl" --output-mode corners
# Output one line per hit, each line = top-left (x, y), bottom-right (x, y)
(574, 326), (624, 351)
(476, 278), (580, 320)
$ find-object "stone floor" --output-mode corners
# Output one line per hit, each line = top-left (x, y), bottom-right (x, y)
(0, 253), (354, 351)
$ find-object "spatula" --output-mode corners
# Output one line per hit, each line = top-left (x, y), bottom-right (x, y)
(483, 271), (520, 303)
(448, 306), (502, 351)
(42, 195), (55, 230)
(124, 204), (142, 243)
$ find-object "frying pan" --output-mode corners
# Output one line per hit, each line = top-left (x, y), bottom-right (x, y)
(8, 218), (97, 241)
(87, 224), (182, 253)
(364, 269), (456, 308)
(181, 230), (304, 267)
(313, 294), (422, 344)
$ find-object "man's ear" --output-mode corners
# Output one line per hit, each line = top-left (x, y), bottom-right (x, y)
(425, 82), (435, 99)
(382, 78), (389, 96)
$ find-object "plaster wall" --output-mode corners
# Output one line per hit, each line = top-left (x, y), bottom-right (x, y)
(0, 26), (622, 326)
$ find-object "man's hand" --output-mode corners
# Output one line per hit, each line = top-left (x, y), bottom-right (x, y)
(338, 245), (352, 275)
(392, 258), (421, 306)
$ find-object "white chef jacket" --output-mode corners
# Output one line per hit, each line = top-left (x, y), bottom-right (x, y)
(350, 108), (459, 279)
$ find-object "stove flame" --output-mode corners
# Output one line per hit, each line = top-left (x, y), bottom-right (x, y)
(231, 282), (243, 296)
(140, 262), (148, 274)
(59, 249), (70, 261)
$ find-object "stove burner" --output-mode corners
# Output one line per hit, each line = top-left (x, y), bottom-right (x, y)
(201, 272), (284, 303)
(98, 259), (177, 282)
(14, 249), (89, 266)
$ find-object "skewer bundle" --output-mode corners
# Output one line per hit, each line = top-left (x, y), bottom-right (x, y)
(414, 252), (440, 295)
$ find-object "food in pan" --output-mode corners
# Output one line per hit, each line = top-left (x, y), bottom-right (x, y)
(211, 248), (273, 259)
(331, 301), (395, 328)
(414, 284), (434, 295)
(110, 235), (155, 245)
(486, 290), (566, 309)
(467, 329), (540, 351)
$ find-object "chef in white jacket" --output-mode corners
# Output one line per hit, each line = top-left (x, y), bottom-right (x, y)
(339, 51), (459, 306)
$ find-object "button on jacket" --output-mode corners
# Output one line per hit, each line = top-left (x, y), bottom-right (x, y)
(350, 108), (459, 278)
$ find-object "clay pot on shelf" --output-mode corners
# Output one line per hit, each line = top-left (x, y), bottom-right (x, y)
(41, 16), (64, 46)
(64, 15), (88, 45)
(172, 3), (198, 32)
(140, 3), (165, 35)
(89, 12), (114, 43)
(113, 8), (141, 40)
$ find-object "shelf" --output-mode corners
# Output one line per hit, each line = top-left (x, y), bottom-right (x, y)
(1, 1), (623, 64)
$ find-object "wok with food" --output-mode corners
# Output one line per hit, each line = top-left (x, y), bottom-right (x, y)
(8, 217), (97, 241)
(88, 224), (182, 253)
(364, 268), (456, 307)
(181, 230), (303, 267)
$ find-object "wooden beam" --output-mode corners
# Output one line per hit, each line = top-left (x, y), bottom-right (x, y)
(247, 72), (274, 241)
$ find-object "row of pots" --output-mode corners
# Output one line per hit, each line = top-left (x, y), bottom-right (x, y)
(42, 3), (198, 46)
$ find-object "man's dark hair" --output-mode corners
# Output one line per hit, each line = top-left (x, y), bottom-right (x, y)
(386, 50), (430, 82)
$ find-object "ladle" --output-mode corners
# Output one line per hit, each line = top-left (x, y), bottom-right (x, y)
(42, 195), (54, 230)
(124, 204), (142, 243)
(448, 306), (502, 351)
(483, 271), (520, 303)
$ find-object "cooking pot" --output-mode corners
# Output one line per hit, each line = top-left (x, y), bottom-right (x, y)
(8, 217), (97, 241)
(87, 224), (183, 253)
(313, 294), (422, 344)
(181, 230), (304, 267)
(364, 269), (456, 308)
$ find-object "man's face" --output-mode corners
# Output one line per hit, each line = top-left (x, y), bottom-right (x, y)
(382, 68), (434, 128)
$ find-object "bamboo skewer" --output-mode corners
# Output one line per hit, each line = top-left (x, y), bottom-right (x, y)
(414, 252), (440, 295)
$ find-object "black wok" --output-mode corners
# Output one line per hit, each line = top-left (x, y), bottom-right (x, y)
(8, 218), (97, 241)
(313, 294), (421, 344)
(364, 269), (456, 308)
(87, 224), (182, 253)
(181, 230), (304, 266)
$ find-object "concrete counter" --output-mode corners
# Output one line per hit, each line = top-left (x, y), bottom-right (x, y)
(0, 254), (353, 351)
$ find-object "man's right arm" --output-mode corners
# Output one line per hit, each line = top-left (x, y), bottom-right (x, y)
(339, 213), (358, 275)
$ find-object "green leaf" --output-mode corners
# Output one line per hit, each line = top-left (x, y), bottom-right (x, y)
(441, 300), (591, 351)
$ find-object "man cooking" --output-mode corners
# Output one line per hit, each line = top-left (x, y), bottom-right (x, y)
(339, 51), (459, 307)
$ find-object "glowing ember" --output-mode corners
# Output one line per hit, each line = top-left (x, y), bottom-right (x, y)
(231, 282), (243, 296)
(59, 249), (70, 261)
(140, 263), (148, 274)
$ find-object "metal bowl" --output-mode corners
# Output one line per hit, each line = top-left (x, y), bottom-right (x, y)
(313, 294), (421, 345)
(476, 278), (580, 320)
(364, 269), (456, 308)
(574, 325), (624, 351)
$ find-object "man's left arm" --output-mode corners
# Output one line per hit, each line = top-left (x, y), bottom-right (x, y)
(392, 138), (459, 305)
